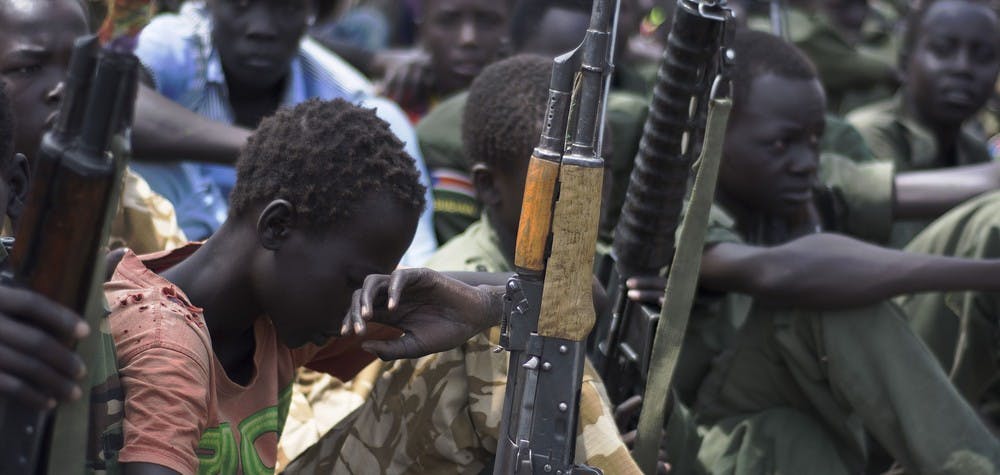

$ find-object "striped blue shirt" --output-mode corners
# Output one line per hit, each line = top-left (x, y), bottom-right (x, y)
(132, 2), (437, 265)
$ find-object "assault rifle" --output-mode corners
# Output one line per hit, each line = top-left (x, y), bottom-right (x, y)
(494, 1), (619, 473)
(593, 0), (732, 411)
(0, 16), (143, 475)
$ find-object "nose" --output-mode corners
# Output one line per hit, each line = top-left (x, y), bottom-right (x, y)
(458, 18), (477, 46)
(787, 148), (819, 175)
(245, 5), (278, 41)
(45, 81), (64, 106)
(946, 46), (974, 76)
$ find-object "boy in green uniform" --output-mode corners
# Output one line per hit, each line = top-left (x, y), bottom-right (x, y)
(284, 55), (642, 475)
(419, 0), (649, 244)
(848, 0), (1000, 247)
(895, 190), (1000, 425)
(623, 29), (1000, 473)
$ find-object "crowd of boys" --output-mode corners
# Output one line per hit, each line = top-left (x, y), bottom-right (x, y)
(1, 0), (1000, 473)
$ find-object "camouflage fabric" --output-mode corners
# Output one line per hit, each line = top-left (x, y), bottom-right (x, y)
(896, 190), (1000, 423)
(848, 94), (994, 247)
(282, 217), (641, 474)
(108, 168), (188, 255)
(86, 314), (126, 474)
(416, 92), (481, 245)
(690, 205), (1000, 474)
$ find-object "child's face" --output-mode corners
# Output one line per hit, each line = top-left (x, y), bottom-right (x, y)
(720, 73), (825, 219)
(209, 0), (312, 92)
(256, 196), (420, 349)
(0, 0), (88, 161)
(906, 0), (1000, 128)
(421, 0), (510, 95)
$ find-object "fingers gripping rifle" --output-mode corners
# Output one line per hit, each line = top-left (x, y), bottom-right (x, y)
(0, 2), (149, 472)
(495, 1), (619, 473)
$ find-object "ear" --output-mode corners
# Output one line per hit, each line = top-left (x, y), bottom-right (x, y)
(472, 163), (501, 206)
(5, 153), (29, 222)
(256, 199), (296, 251)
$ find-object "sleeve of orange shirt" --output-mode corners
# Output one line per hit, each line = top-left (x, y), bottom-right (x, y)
(114, 303), (213, 475)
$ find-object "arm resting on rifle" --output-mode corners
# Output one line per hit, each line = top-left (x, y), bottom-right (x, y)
(699, 232), (1000, 309)
(894, 162), (1000, 220)
(131, 84), (250, 165)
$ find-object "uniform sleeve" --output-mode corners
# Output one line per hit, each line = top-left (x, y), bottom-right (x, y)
(819, 153), (895, 243)
(577, 361), (643, 474)
(117, 342), (211, 474)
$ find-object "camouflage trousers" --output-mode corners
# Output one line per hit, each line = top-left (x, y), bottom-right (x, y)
(279, 329), (640, 474)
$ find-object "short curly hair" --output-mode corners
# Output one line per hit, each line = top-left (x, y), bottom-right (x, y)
(462, 54), (552, 170)
(732, 29), (819, 117)
(229, 98), (426, 227)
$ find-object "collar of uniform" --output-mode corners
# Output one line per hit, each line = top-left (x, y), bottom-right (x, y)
(891, 92), (991, 167)
(464, 214), (510, 273)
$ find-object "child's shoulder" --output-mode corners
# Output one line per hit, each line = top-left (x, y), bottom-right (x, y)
(105, 250), (212, 373)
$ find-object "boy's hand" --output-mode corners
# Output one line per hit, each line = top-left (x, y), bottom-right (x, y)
(342, 268), (505, 360)
(0, 284), (89, 410)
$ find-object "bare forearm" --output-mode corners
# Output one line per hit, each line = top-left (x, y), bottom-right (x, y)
(894, 162), (1000, 220)
(702, 233), (1000, 309)
(132, 85), (250, 164)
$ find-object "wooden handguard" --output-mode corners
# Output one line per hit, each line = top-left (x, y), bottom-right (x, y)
(538, 163), (603, 340)
(514, 154), (561, 272)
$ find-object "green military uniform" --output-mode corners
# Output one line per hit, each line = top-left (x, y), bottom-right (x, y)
(748, 7), (897, 114)
(848, 94), (994, 247)
(416, 91), (649, 245)
(416, 92), (481, 245)
(896, 191), (1000, 423)
(685, 205), (1000, 474)
(283, 217), (643, 474)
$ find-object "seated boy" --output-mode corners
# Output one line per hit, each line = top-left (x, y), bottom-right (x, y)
(0, 0), (187, 253)
(353, 30), (1000, 474)
(848, 0), (1000, 247)
(129, 0), (437, 264)
(283, 55), (640, 474)
(104, 99), (432, 474)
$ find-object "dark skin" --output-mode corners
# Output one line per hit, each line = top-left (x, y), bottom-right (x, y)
(0, 0), (250, 166)
(628, 73), (1000, 307)
(132, 0), (325, 164)
(381, 0), (510, 107)
(209, 0), (313, 128)
(903, 0), (1000, 166)
(121, 195), (418, 475)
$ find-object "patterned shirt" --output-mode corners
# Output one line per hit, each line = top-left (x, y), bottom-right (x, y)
(133, 2), (437, 266)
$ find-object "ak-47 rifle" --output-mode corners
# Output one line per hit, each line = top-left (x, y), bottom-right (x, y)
(594, 0), (732, 407)
(0, 2), (148, 472)
(494, 1), (619, 473)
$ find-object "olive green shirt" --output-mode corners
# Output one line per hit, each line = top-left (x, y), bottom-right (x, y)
(748, 7), (897, 114)
(848, 94), (994, 247)
(418, 90), (650, 245)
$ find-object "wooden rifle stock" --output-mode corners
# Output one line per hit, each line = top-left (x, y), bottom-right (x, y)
(0, 37), (138, 475)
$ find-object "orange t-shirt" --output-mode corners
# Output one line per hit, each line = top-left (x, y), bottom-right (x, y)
(105, 244), (396, 474)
